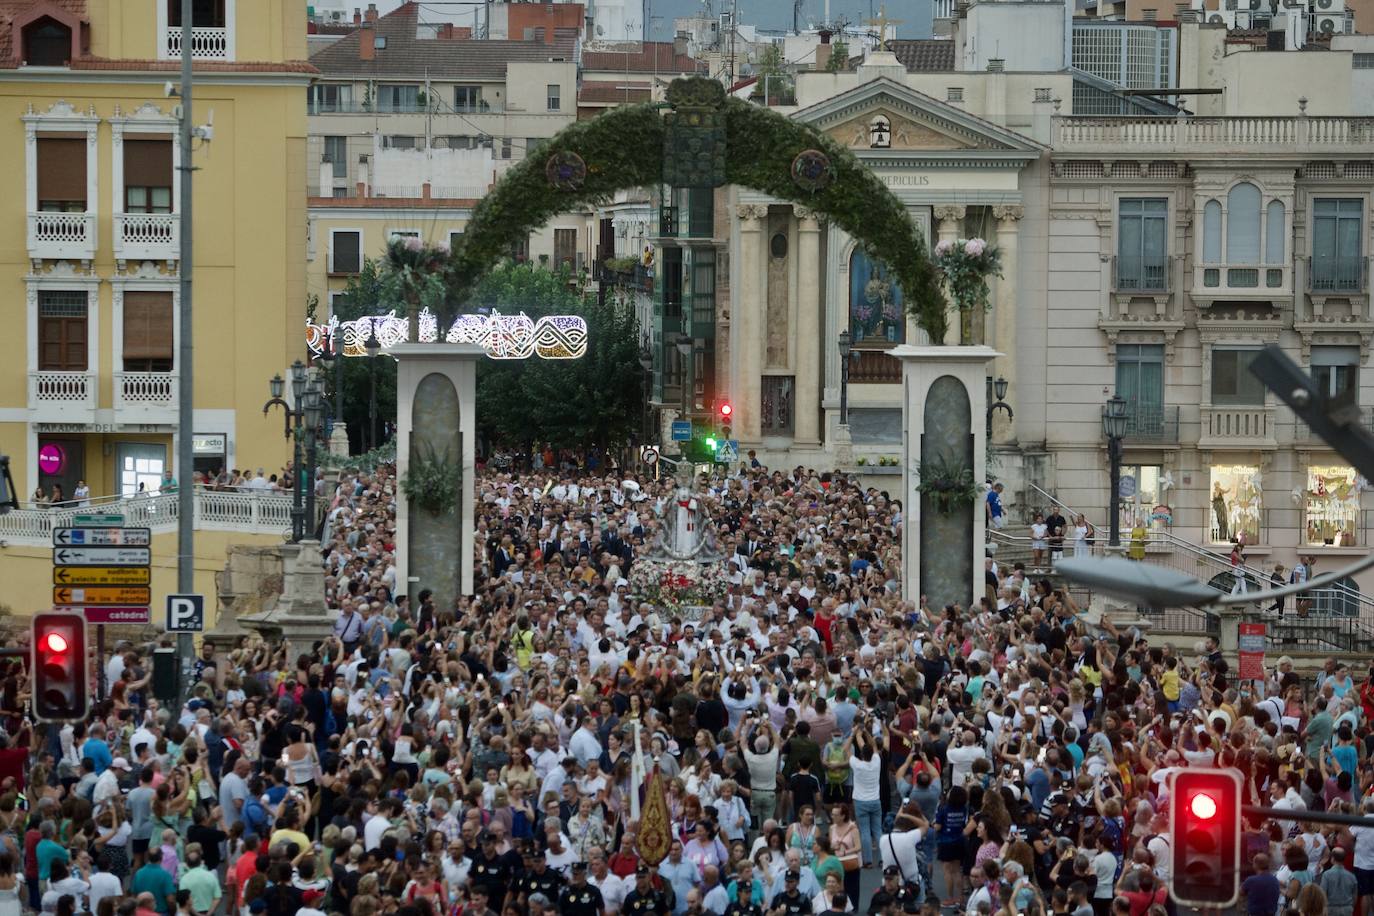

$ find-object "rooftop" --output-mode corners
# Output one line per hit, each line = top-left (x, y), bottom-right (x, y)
(579, 80), (652, 104)
(582, 41), (706, 74)
(310, 2), (579, 80)
(885, 39), (957, 73)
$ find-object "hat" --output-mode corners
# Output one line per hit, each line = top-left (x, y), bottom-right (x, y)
(571, 861), (588, 872)
(302, 890), (325, 905)
(1048, 792), (1069, 807)
(186, 699), (207, 711)
(785, 870), (801, 881)
(616, 578), (629, 588)
(883, 865), (900, 877)
(635, 863), (651, 877)
(111, 757), (132, 772)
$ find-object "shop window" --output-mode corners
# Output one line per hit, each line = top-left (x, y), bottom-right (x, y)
(1304, 465), (1359, 546)
(1209, 464), (1262, 544)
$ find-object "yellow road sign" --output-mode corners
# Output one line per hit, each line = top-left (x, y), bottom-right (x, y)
(53, 566), (152, 586)
(53, 586), (152, 606)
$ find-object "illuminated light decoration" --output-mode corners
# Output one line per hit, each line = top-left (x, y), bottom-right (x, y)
(305, 309), (588, 361)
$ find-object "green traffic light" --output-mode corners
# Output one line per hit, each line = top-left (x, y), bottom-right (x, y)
(705, 437), (717, 449)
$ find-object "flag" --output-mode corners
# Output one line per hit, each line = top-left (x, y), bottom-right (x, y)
(638, 768), (672, 867)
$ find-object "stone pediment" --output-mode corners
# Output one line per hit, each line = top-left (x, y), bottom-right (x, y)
(793, 76), (1043, 159)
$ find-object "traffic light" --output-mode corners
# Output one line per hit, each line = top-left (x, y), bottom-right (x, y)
(31, 612), (88, 722)
(1170, 768), (1242, 908)
(719, 402), (733, 440)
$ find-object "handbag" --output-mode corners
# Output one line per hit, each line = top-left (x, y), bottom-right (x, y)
(886, 832), (923, 899)
(840, 851), (861, 872)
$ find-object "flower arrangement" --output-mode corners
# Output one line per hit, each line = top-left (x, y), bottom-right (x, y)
(627, 558), (732, 612)
(933, 237), (1002, 315)
(916, 455), (981, 514)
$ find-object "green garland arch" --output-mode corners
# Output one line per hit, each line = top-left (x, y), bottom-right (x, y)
(444, 78), (946, 341)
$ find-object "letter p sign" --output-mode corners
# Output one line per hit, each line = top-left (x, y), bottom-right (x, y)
(166, 594), (204, 632)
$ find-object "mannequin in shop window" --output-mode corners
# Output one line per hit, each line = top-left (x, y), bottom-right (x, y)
(1212, 482), (1230, 543)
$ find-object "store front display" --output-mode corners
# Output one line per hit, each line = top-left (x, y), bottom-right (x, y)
(1209, 464), (1261, 544)
(1304, 465), (1359, 546)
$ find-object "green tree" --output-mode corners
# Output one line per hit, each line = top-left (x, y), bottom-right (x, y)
(473, 263), (644, 452)
(826, 40), (850, 72)
(327, 259), (405, 454)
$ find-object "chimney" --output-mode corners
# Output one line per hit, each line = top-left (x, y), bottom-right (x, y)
(815, 42), (833, 70)
(674, 34), (689, 56)
(353, 7), (362, 24)
(359, 23), (375, 60)
(365, 3), (378, 22)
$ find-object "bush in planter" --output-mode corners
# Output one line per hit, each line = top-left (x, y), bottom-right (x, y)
(401, 445), (460, 515)
(916, 455), (981, 514)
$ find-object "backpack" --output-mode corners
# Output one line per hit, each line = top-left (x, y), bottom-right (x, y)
(243, 795), (270, 840)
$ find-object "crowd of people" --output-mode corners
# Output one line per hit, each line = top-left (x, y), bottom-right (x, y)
(9, 460), (1374, 916)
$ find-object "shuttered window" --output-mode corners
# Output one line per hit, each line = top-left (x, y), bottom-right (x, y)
(124, 137), (173, 212)
(37, 291), (88, 371)
(330, 230), (361, 274)
(37, 137), (86, 208)
(123, 291), (175, 371)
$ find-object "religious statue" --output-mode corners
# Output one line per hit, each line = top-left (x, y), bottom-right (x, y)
(646, 470), (723, 562)
(674, 486), (700, 554)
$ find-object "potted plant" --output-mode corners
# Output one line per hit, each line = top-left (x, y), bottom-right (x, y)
(933, 237), (1002, 345)
(915, 454), (981, 514)
(401, 444), (460, 515)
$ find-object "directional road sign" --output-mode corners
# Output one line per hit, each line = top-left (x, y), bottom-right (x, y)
(51, 546), (151, 567)
(54, 586), (153, 606)
(54, 566), (151, 586)
(54, 527), (150, 547)
(73, 513), (125, 527)
(166, 594), (205, 632)
(83, 607), (153, 625)
(671, 420), (692, 442)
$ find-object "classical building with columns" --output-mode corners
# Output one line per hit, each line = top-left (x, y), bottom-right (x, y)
(708, 49), (1059, 466)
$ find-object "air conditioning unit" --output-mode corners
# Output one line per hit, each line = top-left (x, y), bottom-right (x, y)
(1314, 0), (1343, 12)
(1207, 10), (1237, 25)
(1249, 0), (1263, 11)
(1314, 12), (1344, 29)
(1281, 0), (1305, 8)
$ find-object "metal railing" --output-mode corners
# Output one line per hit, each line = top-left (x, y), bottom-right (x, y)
(308, 100), (506, 115)
(1111, 255), (1170, 293)
(1307, 256), (1368, 294)
(1121, 405), (1179, 444)
(115, 213), (179, 261)
(0, 489), (293, 545)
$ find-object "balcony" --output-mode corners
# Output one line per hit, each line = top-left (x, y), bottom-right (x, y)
(0, 490), (292, 546)
(114, 372), (177, 415)
(114, 213), (179, 265)
(1192, 262), (1292, 307)
(1307, 256), (1369, 314)
(1053, 115), (1374, 153)
(28, 211), (96, 263)
(164, 27), (230, 60)
(1121, 404), (1180, 445)
(1294, 405), (1374, 444)
(28, 371), (96, 420)
(1199, 404), (1276, 449)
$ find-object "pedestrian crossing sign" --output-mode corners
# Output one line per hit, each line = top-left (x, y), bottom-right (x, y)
(714, 439), (739, 464)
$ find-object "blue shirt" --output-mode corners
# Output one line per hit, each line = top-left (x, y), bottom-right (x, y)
(832, 699), (858, 737)
(1333, 743), (1358, 776)
(987, 490), (1004, 518)
(81, 737), (113, 775)
(659, 860), (698, 915)
(1241, 871), (1281, 916)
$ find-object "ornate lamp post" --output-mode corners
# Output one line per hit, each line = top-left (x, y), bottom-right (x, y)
(986, 375), (1013, 438)
(838, 330), (852, 426)
(1102, 393), (1129, 550)
(301, 377), (325, 538)
(264, 360), (313, 542)
(365, 319), (381, 452)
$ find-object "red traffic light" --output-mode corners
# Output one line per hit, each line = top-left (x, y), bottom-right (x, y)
(42, 633), (68, 654)
(1190, 792), (1218, 820)
(719, 403), (733, 417)
(31, 613), (88, 723)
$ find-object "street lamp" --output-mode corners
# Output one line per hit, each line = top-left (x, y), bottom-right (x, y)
(365, 319), (381, 453)
(301, 378), (325, 538)
(638, 340), (654, 441)
(1102, 393), (1129, 549)
(838, 330), (852, 426)
(263, 359), (318, 542)
(318, 327), (345, 440)
(987, 375), (1013, 438)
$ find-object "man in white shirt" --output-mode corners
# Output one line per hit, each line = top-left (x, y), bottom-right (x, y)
(588, 854), (628, 914)
(878, 809), (927, 883)
(92, 757), (130, 811)
(946, 730), (987, 788)
(569, 717), (602, 766)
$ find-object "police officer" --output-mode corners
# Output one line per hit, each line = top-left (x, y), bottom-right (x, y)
(623, 863), (672, 915)
(867, 866), (917, 915)
(558, 861), (606, 916)
(767, 869), (812, 916)
(468, 831), (516, 903)
(514, 848), (564, 907)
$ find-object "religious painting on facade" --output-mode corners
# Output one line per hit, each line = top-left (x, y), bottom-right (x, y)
(849, 249), (905, 344)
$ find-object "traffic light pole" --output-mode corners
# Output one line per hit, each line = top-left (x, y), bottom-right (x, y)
(175, 0), (197, 704)
(1243, 805), (1374, 829)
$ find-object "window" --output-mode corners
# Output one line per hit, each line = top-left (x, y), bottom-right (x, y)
(22, 17), (71, 66)
(168, 0), (226, 27)
(124, 137), (173, 213)
(377, 85), (419, 112)
(384, 135), (418, 150)
(122, 291), (174, 372)
(37, 291), (87, 371)
(553, 229), (577, 270)
(1355, 52), (1374, 68)
(662, 247), (683, 319)
(762, 376), (794, 434)
(510, 235), (529, 263)
(947, 87), (964, 102)
(321, 136), (347, 168)
(1226, 182), (1261, 264)
(547, 84), (561, 110)
(1202, 199), (1222, 263)
(449, 231), (463, 252)
(1312, 198), (1363, 292)
(500, 137), (512, 160)
(1305, 465), (1359, 546)
(454, 86), (483, 112)
(1114, 344), (1165, 435)
(1210, 347), (1266, 405)
(1209, 464), (1261, 544)
(1311, 345), (1359, 409)
(691, 249), (716, 332)
(1117, 198), (1168, 291)
(688, 188), (713, 238)
(329, 230), (361, 274)
(388, 229), (420, 243)
(849, 249), (905, 345)
(1119, 464), (1166, 529)
(309, 83), (353, 113)
(37, 137), (86, 211)
(1265, 200), (1285, 264)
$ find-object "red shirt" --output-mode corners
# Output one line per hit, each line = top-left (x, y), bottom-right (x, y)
(607, 851), (639, 879)
(232, 850), (260, 906)
(1121, 886), (1168, 916)
(814, 613), (835, 654)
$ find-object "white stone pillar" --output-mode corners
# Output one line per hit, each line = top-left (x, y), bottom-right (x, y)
(932, 205), (966, 346)
(794, 207), (822, 446)
(991, 205), (1022, 443)
(735, 204), (768, 445)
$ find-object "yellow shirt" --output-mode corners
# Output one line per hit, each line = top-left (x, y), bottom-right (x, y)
(1161, 669), (1180, 701)
(270, 828), (311, 854)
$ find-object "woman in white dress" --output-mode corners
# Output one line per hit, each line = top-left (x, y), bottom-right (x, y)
(1072, 514), (1091, 557)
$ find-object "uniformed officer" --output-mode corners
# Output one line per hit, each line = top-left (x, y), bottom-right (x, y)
(768, 869), (812, 916)
(558, 861), (607, 916)
(867, 866), (917, 915)
(514, 848), (565, 907)
(468, 831), (516, 903)
(623, 863), (672, 915)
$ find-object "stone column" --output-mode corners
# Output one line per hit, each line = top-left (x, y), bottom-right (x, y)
(794, 207), (823, 446)
(991, 205), (1023, 443)
(933, 206), (966, 346)
(736, 204), (768, 444)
